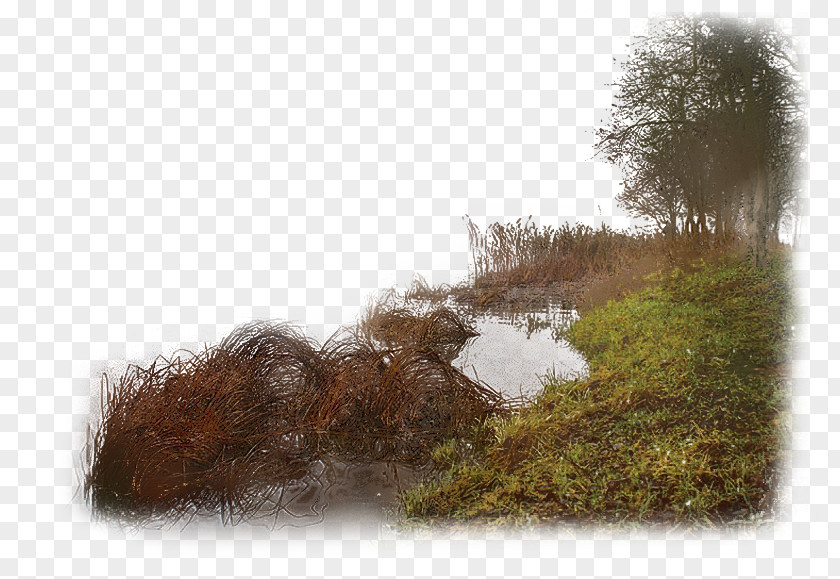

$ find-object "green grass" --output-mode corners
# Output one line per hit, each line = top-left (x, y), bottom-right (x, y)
(400, 248), (793, 529)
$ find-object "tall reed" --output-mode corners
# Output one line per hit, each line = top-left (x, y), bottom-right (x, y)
(465, 215), (655, 287)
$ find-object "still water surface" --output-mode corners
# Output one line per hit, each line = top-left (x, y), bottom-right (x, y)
(449, 302), (588, 401)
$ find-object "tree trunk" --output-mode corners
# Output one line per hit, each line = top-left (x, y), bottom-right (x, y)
(745, 167), (769, 267)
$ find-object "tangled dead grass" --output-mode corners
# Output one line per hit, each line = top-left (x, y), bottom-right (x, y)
(83, 322), (322, 524)
(83, 308), (504, 526)
(359, 297), (480, 362)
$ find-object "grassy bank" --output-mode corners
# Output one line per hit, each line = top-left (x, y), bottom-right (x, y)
(400, 248), (793, 529)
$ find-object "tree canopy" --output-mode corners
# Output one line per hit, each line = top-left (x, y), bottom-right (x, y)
(596, 16), (806, 263)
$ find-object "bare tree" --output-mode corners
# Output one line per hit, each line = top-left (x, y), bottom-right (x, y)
(596, 16), (806, 264)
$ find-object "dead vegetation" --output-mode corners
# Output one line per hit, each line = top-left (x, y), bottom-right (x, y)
(465, 215), (655, 289)
(460, 216), (754, 312)
(82, 307), (504, 527)
(359, 296), (480, 362)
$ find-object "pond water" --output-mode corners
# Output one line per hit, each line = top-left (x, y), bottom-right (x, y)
(402, 293), (589, 402)
(245, 455), (429, 530)
(451, 306), (588, 401)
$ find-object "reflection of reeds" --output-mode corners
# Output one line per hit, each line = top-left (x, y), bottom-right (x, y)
(84, 310), (503, 526)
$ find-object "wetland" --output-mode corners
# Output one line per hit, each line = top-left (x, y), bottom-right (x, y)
(81, 218), (793, 531)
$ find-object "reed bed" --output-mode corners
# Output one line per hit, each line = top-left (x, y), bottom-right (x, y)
(465, 216), (655, 288)
(83, 309), (503, 526)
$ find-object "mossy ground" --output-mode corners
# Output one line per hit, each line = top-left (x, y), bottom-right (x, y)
(399, 247), (793, 530)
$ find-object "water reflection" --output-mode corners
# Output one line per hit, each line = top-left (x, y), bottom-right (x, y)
(454, 310), (588, 401)
(247, 455), (429, 529)
(399, 292), (589, 401)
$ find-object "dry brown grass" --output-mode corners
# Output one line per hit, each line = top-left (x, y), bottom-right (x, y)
(575, 254), (666, 313)
(317, 333), (504, 462)
(83, 311), (504, 526)
(83, 322), (322, 524)
(465, 216), (655, 288)
(576, 236), (749, 312)
(359, 299), (479, 362)
(462, 216), (755, 312)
